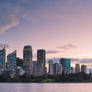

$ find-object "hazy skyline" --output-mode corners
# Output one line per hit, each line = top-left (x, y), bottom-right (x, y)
(0, 0), (92, 60)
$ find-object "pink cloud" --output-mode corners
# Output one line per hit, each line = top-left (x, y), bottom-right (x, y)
(0, 16), (19, 34)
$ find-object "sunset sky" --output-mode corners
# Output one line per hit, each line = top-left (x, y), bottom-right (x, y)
(0, 0), (92, 60)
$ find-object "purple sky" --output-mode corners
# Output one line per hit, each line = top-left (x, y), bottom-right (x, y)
(0, 0), (92, 60)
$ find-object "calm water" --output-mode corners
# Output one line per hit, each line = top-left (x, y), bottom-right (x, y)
(0, 83), (92, 92)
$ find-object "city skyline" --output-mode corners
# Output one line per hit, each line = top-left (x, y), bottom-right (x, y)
(0, 45), (90, 69)
(0, 46), (88, 76)
(0, 0), (92, 60)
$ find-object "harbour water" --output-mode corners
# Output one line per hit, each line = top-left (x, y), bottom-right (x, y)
(0, 83), (92, 92)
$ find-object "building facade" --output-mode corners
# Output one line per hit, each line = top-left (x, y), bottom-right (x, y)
(71, 67), (75, 73)
(23, 45), (32, 76)
(75, 64), (80, 73)
(49, 60), (54, 75)
(59, 58), (71, 74)
(16, 58), (23, 67)
(7, 51), (17, 71)
(54, 63), (58, 75)
(32, 61), (44, 76)
(58, 64), (62, 75)
(54, 63), (62, 75)
(37, 49), (46, 74)
(0, 48), (6, 69)
(81, 65), (87, 73)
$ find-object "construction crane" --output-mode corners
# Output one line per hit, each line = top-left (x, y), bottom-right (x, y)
(0, 43), (9, 50)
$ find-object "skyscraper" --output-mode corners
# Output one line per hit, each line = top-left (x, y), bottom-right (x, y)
(23, 45), (32, 76)
(49, 59), (54, 75)
(32, 61), (37, 76)
(37, 49), (46, 74)
(53, 63), (62, 75)
(0, 48), (6, 69)
(59, 58), (71, 74)
(54, 63), (58, 75)
(75, 64), (80, 73)
(32, 61), (44, 76)
(81, 65), (87, 73)
(7, 51), (17, 70)
(58, 64), (62, 75)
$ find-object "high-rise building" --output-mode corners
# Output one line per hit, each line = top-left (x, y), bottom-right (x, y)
(58, 64), (62, 75)
(37, 49), (46, 74)
(54, 63), (62, 75)
(0, 48), (6, 69)
(59, 58), (71, 74)
(48, 60), (54, 75)
(23, 45), (32, 75)
(75, 64), (80, 73)
(81, 65), (87, 73)
(7, 51), (17, 71)
(54, 63), (58, 75)
(32, 61), (44, 76)
(32, 61), (37, 76)
(16, 58), (23, 67)
(71, 67), (75, 73)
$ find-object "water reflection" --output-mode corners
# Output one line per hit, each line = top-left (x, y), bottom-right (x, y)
(0, 83), (91, 92)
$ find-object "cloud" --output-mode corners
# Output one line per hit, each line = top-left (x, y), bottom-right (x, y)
(71, 58), (92, 64)
(0, 0), (31, 34)
(0, 3), (19, 34)
(57, 44), (77, 50)
(46, 50), (61, 54)
(46, 44), (77, 55)
(0, 16), (19, 34)
(0, 0), (92, 35)
(80, 59), (92, 63)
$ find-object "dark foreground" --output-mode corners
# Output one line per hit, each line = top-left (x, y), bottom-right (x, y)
(0, 72), (92, 83)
